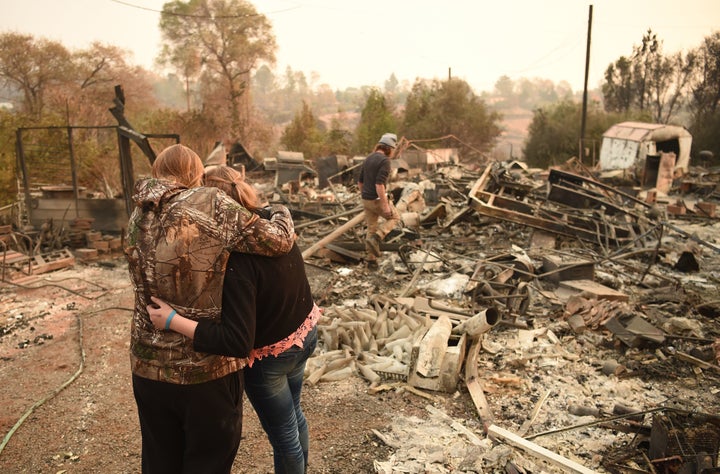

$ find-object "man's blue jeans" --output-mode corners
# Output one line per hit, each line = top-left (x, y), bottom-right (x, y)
(244, 326), (318, 474)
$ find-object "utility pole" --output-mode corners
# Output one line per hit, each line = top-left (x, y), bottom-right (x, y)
(580, 4), (593, 163)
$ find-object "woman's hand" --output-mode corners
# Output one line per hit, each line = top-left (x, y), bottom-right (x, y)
(147, 296), (177, 330)
(146, 296), (198, 338)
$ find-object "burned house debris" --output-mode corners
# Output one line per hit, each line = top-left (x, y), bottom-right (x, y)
(263, 151), (317, 188)
(1, 86), (178, 280)
(290, 150), (720, 473)
(1, 98), (720, 472)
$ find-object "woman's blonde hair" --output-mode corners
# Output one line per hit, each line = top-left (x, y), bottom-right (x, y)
(204, 165), (261, 211)
(152, 144), (205, 188)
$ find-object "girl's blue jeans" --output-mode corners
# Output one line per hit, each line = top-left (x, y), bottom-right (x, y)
(244, 325), (318, 474)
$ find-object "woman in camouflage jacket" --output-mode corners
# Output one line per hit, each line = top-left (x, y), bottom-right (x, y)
(124, 144), (295, 474)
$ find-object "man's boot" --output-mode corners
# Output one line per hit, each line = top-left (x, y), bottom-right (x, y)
(365, 234), (381, 258)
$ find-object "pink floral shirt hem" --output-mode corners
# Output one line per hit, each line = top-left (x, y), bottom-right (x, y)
(247, 304), (322, 367)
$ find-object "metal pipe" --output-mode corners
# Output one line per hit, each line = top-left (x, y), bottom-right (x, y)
(453, 307), (500, 337)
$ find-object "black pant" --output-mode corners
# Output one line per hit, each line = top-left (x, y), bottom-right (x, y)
(132, 372), (243, 474)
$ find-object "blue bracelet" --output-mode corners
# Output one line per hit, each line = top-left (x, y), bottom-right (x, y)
(165, 310), (177, 330)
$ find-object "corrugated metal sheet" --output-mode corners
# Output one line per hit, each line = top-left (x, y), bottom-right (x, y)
(602, 121), (690, 143)
(599, 138), (640, 170)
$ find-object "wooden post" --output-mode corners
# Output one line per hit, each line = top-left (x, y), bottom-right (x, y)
(301, 211), (365, 260)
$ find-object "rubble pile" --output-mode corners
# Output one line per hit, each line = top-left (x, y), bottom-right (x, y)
(289, 158), (720, 473)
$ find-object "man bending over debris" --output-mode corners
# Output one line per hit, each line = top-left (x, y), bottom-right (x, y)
(358, 133), (401, 269)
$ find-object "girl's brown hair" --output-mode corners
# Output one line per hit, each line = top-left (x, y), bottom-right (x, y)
(152, 144), (205, 188)
(204, 165), (261, 211)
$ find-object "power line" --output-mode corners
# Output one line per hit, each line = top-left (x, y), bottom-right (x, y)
(108, 0), (299, 19)
(108, 0), (160, 13)
(507, 29), (585, 75)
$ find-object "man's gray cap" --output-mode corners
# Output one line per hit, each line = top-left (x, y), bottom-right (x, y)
(378, 133), (397, 148)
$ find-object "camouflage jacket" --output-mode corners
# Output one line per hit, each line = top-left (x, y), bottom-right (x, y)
(125, 178), (294, 384)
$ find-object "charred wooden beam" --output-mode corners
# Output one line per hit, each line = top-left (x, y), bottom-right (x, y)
(488, 424), (600, 474)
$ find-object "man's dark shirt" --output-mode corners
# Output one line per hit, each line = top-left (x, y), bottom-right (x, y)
(359, 151), (390, 200)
